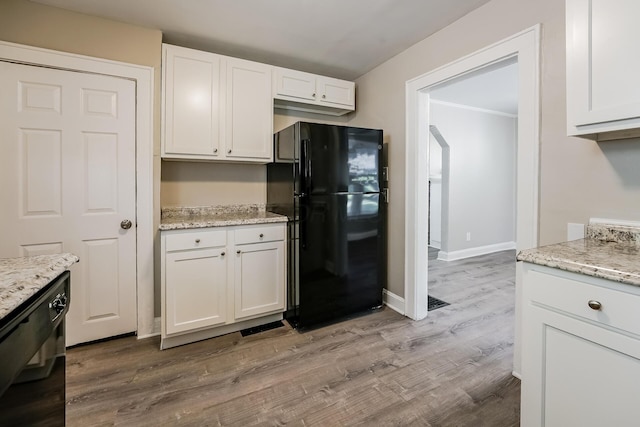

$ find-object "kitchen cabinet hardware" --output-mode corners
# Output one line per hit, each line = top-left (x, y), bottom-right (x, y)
(195, 238), (200, 243)
(588, 300), (602, 311)
(120, 219), (132, 230)
(221, 251), (225, 256)
(259, 233), (264, 238)
(236, 250), (241, 254)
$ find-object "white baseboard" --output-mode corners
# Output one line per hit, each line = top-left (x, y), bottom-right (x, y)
(512, 370), (522, 380)
(383, 289), (405, 315)
(437, 241), (516, 262)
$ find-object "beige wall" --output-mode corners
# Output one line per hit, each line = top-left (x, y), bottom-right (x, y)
(0, 0), (165, 312)
(349, 0), (640, 297)
(160, 110), (351, 207)
(161, 162), (267, 206)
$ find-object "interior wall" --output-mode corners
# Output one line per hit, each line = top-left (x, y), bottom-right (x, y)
(161, 162), (268, 206)
(429, 133), (443, 249)
(348, 0), (640, 298)
(0, 0), (165, 314)
(430, 101), (516, 254)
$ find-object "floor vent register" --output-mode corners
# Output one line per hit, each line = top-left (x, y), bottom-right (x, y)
(428, 296), (450, 311)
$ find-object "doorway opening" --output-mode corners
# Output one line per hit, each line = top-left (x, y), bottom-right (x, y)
(428, 58), (517, 263)
(426, 59), (518, 321)
(404, 26), (540, 376)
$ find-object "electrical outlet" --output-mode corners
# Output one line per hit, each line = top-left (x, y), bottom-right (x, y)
(466, 232), (471, 241)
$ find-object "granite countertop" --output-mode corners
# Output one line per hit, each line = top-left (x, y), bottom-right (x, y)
(159, 204), (288, 231)
(517, 223), (640, 286)
(0, 253), (79, 321)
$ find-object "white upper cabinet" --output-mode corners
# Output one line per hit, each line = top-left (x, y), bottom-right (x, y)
(162, 45), (221, 158)
(567, 0), (640, 139)
(162, 44), (273, 163)
(225, 58), (273, 161)
(273, 67), (355, 116)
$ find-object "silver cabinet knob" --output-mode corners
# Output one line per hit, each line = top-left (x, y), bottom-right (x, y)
(195, 238), (201, 243)
(221, 252), (225, 256)
(322, 94), (326, 99)
(259, 233), (264, 238)
(312, 93), (316, 97)
(227, 149), (232, 154)
(120, 219), (132, 230)
(213, 148), (218, 154)
(588, 300), (602, 311)
(236, 249), (241, 254)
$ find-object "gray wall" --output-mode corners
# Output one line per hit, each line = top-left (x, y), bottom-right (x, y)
(431, 102), (516, 255)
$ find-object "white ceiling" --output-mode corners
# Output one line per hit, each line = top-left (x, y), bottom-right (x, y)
(430, 59), (518, 115)
(30, 0), (492, 80)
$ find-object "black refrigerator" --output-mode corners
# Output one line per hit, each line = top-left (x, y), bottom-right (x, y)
(267, 122), (386, 329)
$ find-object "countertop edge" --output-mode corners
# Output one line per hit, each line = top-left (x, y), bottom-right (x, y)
(159, 215), (289, 231)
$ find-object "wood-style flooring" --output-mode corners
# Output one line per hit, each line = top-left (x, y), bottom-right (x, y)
(66, 250), (519, 426)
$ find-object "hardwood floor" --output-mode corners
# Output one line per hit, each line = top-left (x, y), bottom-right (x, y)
(66, 250), (519, 426)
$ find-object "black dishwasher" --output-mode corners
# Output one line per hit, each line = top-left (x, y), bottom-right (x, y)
(0, 271), (70, 426)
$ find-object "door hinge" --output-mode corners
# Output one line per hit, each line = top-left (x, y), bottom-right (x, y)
(382, 188), (389, 203)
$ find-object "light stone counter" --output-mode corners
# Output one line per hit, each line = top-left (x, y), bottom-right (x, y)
(159, 204), (288, 231)
(0, 253), (79, 322)
(517, 223), (640, 286)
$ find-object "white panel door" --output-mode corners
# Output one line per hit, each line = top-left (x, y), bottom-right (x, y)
(165, 248), (228, 334)
(317, 76), (355, 108)
(234, 241), (285, 320)
(225, 57), (273, 161)
(0, 61), (137, 346)
(273, 67), (317, 101)
(163, 44), (221, 158)
(567, 0), (640, 127)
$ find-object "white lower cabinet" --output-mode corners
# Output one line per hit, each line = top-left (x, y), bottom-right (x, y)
(165, 248), (227, 335)
(161, 223), (286, 349)
(521, 264), (640, 427)
(234, 241), (285, 320)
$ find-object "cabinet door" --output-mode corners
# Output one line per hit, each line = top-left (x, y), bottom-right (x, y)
(273, 67), (317, 101)
(521, 304), (640, 427)
(225, 58), (273, 161)
(317, 76), (355, 108)
(163, 45), (221, 157)
(165, 248), (227, 334)
(234, 241), (285, 320)
(567, 0), (640, 132)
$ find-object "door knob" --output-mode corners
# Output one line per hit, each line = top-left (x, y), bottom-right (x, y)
(120, 219), (132, 230)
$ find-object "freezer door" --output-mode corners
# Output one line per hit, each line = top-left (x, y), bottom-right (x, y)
(303, 123), (382, 195)
(297, 193), (383, 328)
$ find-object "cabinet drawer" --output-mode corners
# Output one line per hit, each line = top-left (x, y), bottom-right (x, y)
(235, 224), (285, 245)
(165, 229), (226, 252)
(527, 269), (640, 336)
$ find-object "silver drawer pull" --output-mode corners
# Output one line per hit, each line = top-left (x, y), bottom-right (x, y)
(588, 300), (602, 311)
(195, 239), (201, 243)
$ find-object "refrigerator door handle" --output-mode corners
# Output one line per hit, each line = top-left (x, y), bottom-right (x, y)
(301, 138), (312, 194)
